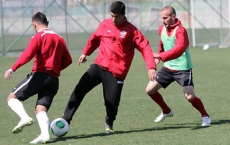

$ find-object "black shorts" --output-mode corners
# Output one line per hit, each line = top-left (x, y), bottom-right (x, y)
(12, 72), (59, 110)
(156, 67), (194, 88)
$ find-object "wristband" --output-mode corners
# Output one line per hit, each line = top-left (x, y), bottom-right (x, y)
(8, 69), (14, 74)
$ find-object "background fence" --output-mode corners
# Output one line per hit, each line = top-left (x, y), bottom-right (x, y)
(0, 0), (230, 56)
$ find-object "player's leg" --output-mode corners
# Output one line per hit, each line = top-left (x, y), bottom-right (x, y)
(63, 64), (102, 124)
(184, 85), (211, 125)
(102, 71), (124, 134)
(183, 86), (211, 126)
(146, 67), (174, 122)
(175, 69), (211, 126)
(29, 105), (50, 144)
(8, 93), (34, 134)
(7, 73), (38, 134)
(30, 73), (58, 144)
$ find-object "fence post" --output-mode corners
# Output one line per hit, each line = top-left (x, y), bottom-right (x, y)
(190, 0), (196, 47)
(64, 0), (68, 47)
(0, 0), (5, 56)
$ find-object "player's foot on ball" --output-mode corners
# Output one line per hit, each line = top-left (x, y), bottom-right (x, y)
(105, 122), (114, 134)
(12, 117), (33, 134)
(29, 134), (50, 144)
(154, 110), (174, 123)
(201, 116), (211, 126)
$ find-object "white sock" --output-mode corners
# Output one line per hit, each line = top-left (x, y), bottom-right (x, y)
(36, 111), (50, 136)
(8, 98), (30, 120)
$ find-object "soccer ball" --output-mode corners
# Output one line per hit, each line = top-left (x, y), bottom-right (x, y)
(203, 44), (209, 50)
(50, 118), (69, 137)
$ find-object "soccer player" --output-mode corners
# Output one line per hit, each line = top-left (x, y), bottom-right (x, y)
(145, 6), (211, 126)
(62, 1), (156, 134)
(4, 12), (72, 144)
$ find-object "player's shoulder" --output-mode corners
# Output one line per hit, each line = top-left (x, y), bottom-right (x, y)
(176, 20), (187, 31)
(30, 32), (41, 40)
(177, 22), (186, 28)
(126, 20), (136, 29)
(32, 29), (63, 42)
(38, 29), (62, 38)
(97, 19), (111, 28)
(33, 29), (49, 38)
(100, 18), (111, 25)
(177, 24), (187, 33)
(30, 30), (45, 41)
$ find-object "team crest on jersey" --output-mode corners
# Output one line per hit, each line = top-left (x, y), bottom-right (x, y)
(119, 30), (127, 38)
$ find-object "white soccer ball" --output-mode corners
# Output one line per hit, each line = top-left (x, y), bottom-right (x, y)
(203, 44), (209, 50)
(50, 118), (69, 137)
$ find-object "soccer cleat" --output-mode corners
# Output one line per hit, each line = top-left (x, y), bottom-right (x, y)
(29, 135), (50, 144)
(201, 116), (211, 126)
(12, 117), (34, 134)
(154, 110), (174, 123)
(105, 122), (114, 134)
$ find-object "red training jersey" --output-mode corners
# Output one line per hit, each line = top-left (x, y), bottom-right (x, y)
(11, 28), (72, 78)
(82, 18), (156, 80)
(158, 18), (189, 62)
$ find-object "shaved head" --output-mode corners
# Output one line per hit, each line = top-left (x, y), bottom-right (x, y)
(161, 6), (176, 16)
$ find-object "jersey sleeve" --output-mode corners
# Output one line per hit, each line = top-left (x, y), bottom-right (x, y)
(82, 22), (103, 56)
(11, 36), (40, 72)
(61, 45), (73, 70)
(134, 29), (156, 70)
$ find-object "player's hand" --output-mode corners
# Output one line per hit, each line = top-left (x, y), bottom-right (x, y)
(155, 58), (160, 65)
(153, 53), (160, 59)
(78, 54), (87, 66)
(4, 69), (13, 80)
(148, 69), (156, 81)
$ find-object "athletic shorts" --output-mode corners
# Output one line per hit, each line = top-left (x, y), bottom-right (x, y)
(156, 67), (194, 88)
(12, 72), (59, 110)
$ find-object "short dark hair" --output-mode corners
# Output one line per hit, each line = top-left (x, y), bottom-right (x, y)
(32, 12), (49, 25)
(110, 1), (125, 15)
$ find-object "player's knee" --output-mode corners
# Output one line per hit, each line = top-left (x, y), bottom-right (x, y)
(146, 86), (158, 95)
(35, 105), (47, 114)
(185, 94), (195, 101)
(146, 84), (152, 93)
(6, 93), (17, 102)
(146, 81), (161, 94)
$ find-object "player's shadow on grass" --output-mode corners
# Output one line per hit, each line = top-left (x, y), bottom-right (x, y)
(210, 119), (230, 125)
(190, 119), (230, 130)
(48, 125), (195, 143)
(48, 119), (230, 143)
(165, 122), (210, 130)
(169, 119), (230, 130)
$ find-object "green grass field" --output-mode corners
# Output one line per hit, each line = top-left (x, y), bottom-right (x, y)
(0, 47), (230, 145)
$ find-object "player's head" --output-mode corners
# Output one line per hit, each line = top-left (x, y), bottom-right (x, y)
(160, 6), (176, 28)
(32, 12), (49, 33)
(110, 1), (126, 25)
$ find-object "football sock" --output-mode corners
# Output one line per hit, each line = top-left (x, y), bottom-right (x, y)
(36, 111), (50, 136)
(8, 98), (30, 119)
(190, 97), (209, 117)
(149, 92), (171, 114)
